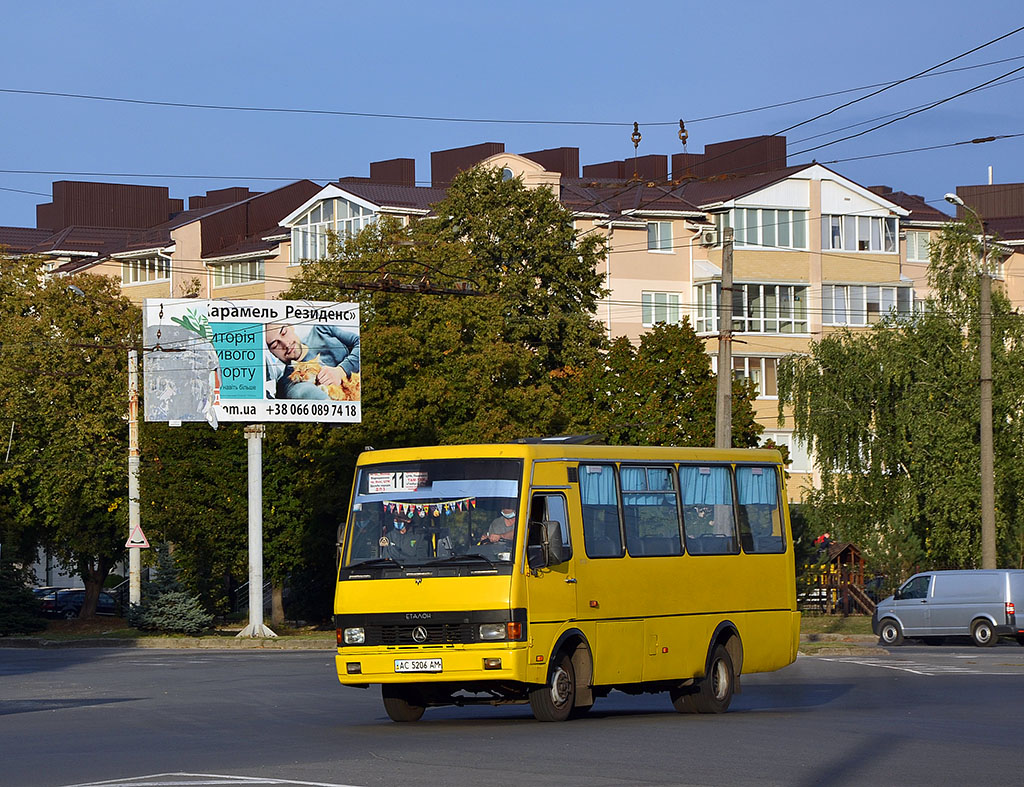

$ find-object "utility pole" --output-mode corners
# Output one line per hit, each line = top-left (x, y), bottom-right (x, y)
(945, 193), (996, 568)
(715, 227), (734, 449)
(127, 350), (142, 605)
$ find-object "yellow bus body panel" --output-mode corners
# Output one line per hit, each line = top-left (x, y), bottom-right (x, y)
(335, 443), (800, 692)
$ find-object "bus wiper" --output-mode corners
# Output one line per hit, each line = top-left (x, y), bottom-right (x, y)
(347, 557), (405, 570)
(426, 554), (496, 568)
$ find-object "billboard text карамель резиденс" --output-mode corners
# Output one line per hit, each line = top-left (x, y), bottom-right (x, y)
(142, 299), (361, 425)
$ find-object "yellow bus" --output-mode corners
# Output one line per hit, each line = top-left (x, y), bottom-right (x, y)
(334, 440), (800, 722)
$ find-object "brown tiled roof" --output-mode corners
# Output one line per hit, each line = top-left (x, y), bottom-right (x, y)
(675, 165), (809, 208)
(26, 226), (147, 257)
(559, 180), (702, 219)
(0, 226), (54, 253)
(985, 216), (1024, 243)
(336, 181), (448, 213)
(203, 234), (281, 260)
(869, 188), (950, 224)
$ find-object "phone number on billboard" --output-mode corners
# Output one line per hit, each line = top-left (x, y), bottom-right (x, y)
(266, 402), (358, 417)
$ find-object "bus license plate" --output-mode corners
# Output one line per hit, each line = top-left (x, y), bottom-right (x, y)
(394, 658), (442, 673)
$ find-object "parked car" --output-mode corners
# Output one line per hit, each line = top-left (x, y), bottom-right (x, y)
(38, 588), (118, 619)
(873, 569), (1024, 647)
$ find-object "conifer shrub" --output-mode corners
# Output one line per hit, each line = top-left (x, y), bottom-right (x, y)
(0, 561), (46, 636)
(128, 544), (214, 636)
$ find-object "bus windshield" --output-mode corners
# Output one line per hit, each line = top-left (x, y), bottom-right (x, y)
(344, 458), (523, 567)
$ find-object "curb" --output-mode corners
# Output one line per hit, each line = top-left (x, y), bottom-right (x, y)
(801, 633), (877, 643)
(0, 636), (336, 650)
(3, 632), (877, 652)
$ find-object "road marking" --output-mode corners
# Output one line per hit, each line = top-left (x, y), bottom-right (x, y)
(60, 772), (360, 787)
(821, 657), (1021, 676)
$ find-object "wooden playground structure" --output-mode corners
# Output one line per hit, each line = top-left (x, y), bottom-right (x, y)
(801, 541), (877, 615)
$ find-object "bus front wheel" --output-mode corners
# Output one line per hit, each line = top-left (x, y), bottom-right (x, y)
(529, 653), (575, 722)
(382, 684), (425, 722)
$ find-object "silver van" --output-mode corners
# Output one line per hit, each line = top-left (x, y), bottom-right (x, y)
(872, 569), (1024, 647)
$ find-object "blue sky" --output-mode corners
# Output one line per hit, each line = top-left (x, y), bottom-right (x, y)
(2, 0), (1022, 226)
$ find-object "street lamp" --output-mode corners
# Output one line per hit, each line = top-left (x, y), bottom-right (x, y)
(944, 192), (995, 569)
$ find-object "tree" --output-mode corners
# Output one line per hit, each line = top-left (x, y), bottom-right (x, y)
(0, 256), (140, 616)
(285, 167), (610, 448)
(140, 422), (248, 615)
(778, 223), (1024, 575)
(128, 543), (214, 635)
(565, 321), (762, 447)
(0, 559), (46, 636)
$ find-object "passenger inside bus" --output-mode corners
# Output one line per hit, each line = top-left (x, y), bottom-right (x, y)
(380, 513), (430, 561)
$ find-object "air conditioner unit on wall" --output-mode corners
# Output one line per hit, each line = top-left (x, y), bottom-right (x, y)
(699, 229), (719, 246)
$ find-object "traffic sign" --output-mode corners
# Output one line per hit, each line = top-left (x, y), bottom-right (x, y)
(126, 525), (150, 549)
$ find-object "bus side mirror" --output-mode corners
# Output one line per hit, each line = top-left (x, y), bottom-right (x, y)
(527, 520), (565, 570)
(894, 588), (903, 600)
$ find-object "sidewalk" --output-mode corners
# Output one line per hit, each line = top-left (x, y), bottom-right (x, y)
(0, 631), (877, 652)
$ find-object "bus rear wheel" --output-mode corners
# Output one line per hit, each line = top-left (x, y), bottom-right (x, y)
(529, 653), (575, 722)
(690, 644), (735, 714)
(382, 684), (425, 722)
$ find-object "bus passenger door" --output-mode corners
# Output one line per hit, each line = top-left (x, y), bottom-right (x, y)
(525, 491), (576, 653)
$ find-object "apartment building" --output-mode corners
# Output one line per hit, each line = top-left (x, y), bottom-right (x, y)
(2, 179), (320, 302)
(4, 136), (974, 499)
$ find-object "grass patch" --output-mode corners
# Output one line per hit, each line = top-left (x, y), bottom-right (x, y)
(800, 614), (874, 636)
(31, 618), (334, 641)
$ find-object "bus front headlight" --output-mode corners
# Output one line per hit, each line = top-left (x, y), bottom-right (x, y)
(343, 627), (365, 645)
(479, 623), (506, 641)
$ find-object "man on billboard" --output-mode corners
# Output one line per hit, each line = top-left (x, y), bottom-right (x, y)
(265, 323), (360, 401)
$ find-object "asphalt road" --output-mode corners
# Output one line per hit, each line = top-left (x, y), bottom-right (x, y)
(1, 641), (1022, 787)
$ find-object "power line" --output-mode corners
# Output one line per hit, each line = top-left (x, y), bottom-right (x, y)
(790, 62), (1024, 159)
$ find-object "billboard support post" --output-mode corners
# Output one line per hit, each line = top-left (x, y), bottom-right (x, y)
(239, 424), (276, 638)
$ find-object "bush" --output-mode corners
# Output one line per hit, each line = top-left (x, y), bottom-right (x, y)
(129, 591), (214, 636)
(129, 544), (214, 636)
(0, 562), (46, 637)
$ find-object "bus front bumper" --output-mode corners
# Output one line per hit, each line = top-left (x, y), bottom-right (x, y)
(336, 644), (531, 685)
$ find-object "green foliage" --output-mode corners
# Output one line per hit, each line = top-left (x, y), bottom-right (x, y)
(286, 169), (610, 448)
(128, 544), (213, 635)
(778, 222), (1024, 574)
(565, 321), (761, 447)
(140, 423), (248, 613)
(0, 256), (140, 613)
(0, 560), (46, 636)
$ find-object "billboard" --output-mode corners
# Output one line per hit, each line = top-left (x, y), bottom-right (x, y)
(143, 299), (361, 424)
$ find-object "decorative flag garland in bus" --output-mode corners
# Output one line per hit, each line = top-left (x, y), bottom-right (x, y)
(382, 497), (477, 518)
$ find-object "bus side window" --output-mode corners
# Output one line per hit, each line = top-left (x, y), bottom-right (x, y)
(621, 465), (682, 557)
(580, 464), (623, 558)
(679, 465), (738, 555)
(529, 493), (571, 561)
(736, 466), (785, 554)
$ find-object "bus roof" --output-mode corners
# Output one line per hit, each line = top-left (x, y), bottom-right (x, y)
(355, 443), (784, 466)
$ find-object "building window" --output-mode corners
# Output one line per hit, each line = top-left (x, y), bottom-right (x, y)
(291, 197), (376, 263)
(641, 292), (682, 326)
(761, 431), (812, 474)
(906, 230), (930, 262)
(694, 282), (808, 334)
(732, 356), (779, 398)
(821, 215), (898, 253)
(822, 284), (913, 325)
(121, 257), (170, 284)
(212, 260), (265, 288)
(647, 221), (673, 252)
(714, 209), (809, 249)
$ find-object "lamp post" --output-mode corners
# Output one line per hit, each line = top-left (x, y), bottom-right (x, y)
(944, 193), (995, 569)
